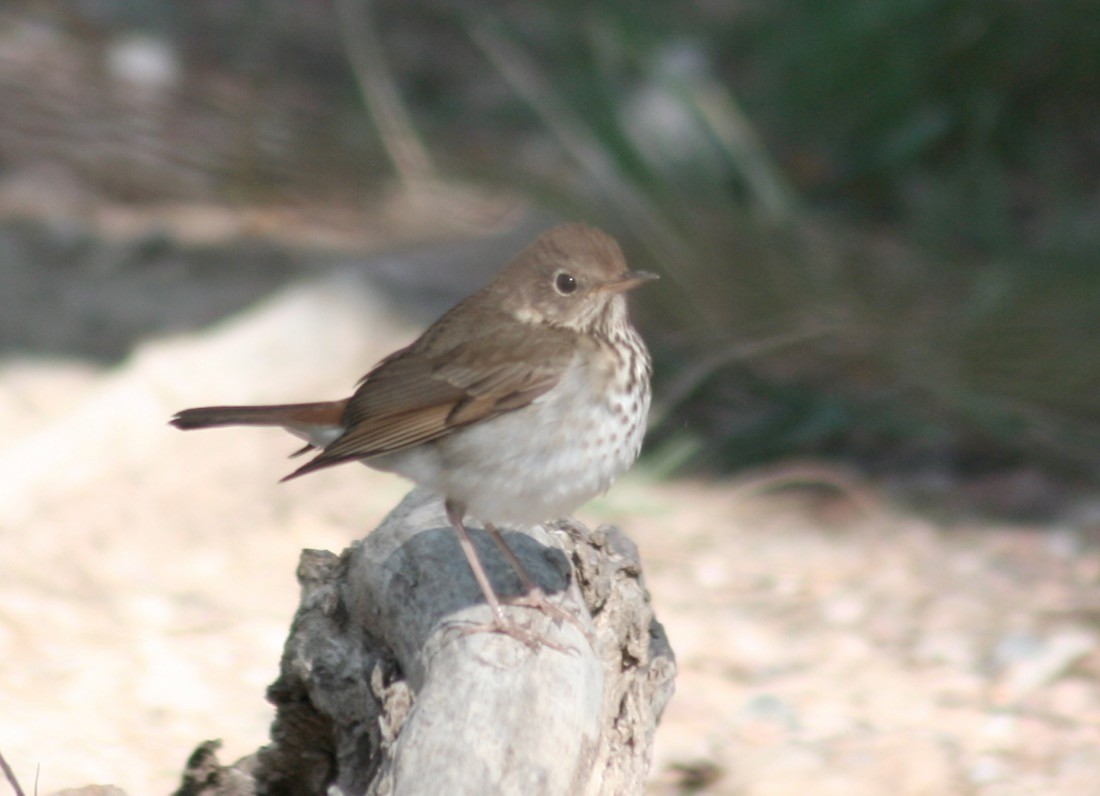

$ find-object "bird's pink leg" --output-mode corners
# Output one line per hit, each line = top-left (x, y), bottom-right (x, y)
(483, 522), (593, 644)
(445, 501), (570, 652)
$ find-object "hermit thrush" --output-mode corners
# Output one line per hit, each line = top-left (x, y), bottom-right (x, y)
(171, 223), (656, 647)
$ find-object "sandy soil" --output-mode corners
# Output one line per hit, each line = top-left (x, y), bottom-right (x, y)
(2, 220), (1100, 795)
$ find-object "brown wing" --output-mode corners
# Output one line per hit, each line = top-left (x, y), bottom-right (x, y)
(284, 312), (576, 479)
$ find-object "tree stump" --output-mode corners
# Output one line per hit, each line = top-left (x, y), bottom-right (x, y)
(175, 488), (676, 796)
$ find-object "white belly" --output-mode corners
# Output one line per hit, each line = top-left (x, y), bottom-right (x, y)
(371, 361), (649, 525)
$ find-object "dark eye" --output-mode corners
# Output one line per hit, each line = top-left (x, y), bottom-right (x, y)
(555, 272), (578, 294)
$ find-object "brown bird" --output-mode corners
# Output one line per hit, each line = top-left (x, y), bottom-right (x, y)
(171, 223), (656, 646)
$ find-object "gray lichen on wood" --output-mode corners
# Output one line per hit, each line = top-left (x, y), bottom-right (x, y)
(175, 488), (676, 796)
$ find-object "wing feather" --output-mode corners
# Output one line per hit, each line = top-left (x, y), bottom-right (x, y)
(285, 314), (576, 478)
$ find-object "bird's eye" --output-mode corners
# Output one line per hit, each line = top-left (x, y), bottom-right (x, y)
(555, 272), (578, 294)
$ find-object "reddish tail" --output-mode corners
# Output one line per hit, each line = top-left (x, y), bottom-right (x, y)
(170, 400), (347, 431)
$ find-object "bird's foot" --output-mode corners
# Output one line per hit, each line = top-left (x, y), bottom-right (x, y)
(502, 587), (595, 647)
(449, 613), (574, 655)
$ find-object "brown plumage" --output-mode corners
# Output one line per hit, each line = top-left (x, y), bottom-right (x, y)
(171, 222), (657, 648)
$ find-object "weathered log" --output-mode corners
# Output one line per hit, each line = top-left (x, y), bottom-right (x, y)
(176, 487), (675, 796)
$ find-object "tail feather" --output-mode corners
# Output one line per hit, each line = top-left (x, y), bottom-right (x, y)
(170, 400), (347, 431)
(171, 399), (352, 480)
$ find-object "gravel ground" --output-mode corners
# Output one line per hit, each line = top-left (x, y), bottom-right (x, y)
(2, 221), (1099, 795)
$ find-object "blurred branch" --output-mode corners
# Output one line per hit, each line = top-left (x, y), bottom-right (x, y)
(687, 80), (799, 224)
(729, 460), (877, 516)
(334, 0), (436, 187)
(334, 0), (523, 231)
(649, 323), (843, 427)
(0, 749), (26, 796)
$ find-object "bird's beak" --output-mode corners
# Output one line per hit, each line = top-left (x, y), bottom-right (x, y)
(600, 270), (660, 294)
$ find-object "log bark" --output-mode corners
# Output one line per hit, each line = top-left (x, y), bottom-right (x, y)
(175, 487), (676, 796)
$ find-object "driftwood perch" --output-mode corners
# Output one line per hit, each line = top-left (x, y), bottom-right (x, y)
(175, 488), (676, 796)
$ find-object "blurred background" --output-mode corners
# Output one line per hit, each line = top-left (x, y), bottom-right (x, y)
(3, 2), (1100, 794)
(3, 0), (1099, 501)
(2, 0), (1098, 504)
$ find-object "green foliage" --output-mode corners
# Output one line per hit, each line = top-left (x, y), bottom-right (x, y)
(732, 0), (1100, 253)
